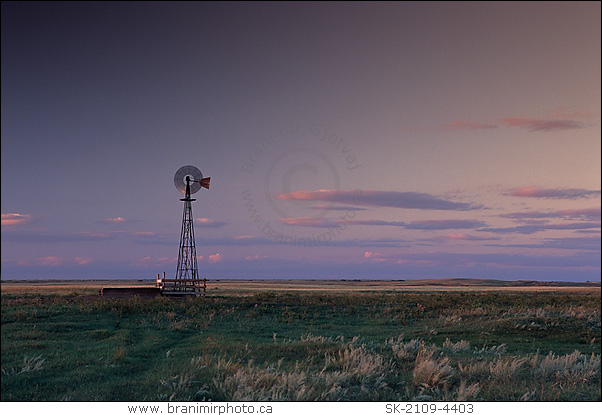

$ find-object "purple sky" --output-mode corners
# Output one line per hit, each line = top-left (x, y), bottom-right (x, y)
(1, 2), (600, 281)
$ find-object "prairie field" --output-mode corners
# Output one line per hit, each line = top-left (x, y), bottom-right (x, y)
(1, 279), (600, 401)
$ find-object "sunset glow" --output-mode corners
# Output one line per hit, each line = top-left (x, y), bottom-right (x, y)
(1, 2), (600, 281)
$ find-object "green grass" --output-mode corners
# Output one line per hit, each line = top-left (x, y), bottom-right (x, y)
(1, 288), (600, 401)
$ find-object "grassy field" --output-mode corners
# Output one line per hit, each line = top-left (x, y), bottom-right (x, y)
(1, 279), (600, 401)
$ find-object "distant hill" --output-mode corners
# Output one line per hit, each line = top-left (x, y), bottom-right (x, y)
(390, 278), (600, 287)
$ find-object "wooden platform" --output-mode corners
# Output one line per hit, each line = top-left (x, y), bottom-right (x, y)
(157, 277), (206, 296)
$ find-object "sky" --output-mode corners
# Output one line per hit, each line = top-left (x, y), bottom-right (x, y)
(1, 2), (600, 281)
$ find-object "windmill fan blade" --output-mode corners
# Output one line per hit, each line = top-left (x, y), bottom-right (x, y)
(199, 177), (211, 189)
(174, 165), (203, 194)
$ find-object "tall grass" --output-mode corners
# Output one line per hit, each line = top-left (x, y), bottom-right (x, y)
(153, 335), (600, 401)
(1, 288), (600, 401)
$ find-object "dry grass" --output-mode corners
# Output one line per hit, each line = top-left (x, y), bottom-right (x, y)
(211, 341), (388, 401)
(413, 354), (455, 389)
(1, 355), (45, 377)
(531, 351), (600, 382)
(2, 283), (599, 401)
(151, 335), (600, 401)
(391, 338), (423, 361)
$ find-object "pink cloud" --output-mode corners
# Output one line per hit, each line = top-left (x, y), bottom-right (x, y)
(37, 256), (62, 266)
(1, 213), (33, 226)
(208, 253), (222, 263)
(196, 218), (227, 228)
(439, 233), (496, 241)
(136, 256), (153, 265)
(106, 217), (126, 224)
(445, 233), (468, 240)
(506, 186), (601, 199)
(364, 251), (386, 262)
(74, 257), (93, 265)
(245, 254), (268, 261)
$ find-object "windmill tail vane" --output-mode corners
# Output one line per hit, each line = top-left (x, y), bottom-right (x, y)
(199, 177), (211, 189)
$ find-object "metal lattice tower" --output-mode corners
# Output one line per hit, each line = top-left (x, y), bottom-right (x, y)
(175, 176), (198, 285)
(162, 165), (210, 294)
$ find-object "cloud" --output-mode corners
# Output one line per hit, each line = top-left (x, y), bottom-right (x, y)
(326, 238), (412, 248)
(74, 257), (93, 265)
(132, 231), (155, 237)
(208, 253), (223, 263)
(444, 120), (498, 130)
(37, 256), (62, 266)
(106, 217), (126, 224)
(134, 234), (284, 247)
(280, 217), (337, 228)
(310, 205), (367, 211)
(280, 217), (485, 229)
(404, 219), (487, 230)
(1, 213), (33, 226)
(350, 220), (407, 226)
(135, 256), (153, 266)
(277, 189), (481, 211)
(506, 186), (601, 199)
(501, 207), (601, 222)
(478, 221), (601, 234)
(364, 251), (386, 262)
(501, 117), (586, 132)
(2, 230), (119, 243)
(438, 233), (500, 241)
(245, 254), (268, 261)
(487, 236), (601, 251)
(280, 217), (407, 228)
(443, 110), (589, 134)
(196, 218), (227, 228)
(134, 256), (177, 267)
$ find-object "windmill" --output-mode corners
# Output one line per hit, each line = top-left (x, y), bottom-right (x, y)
(160, 165), (210, 295)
